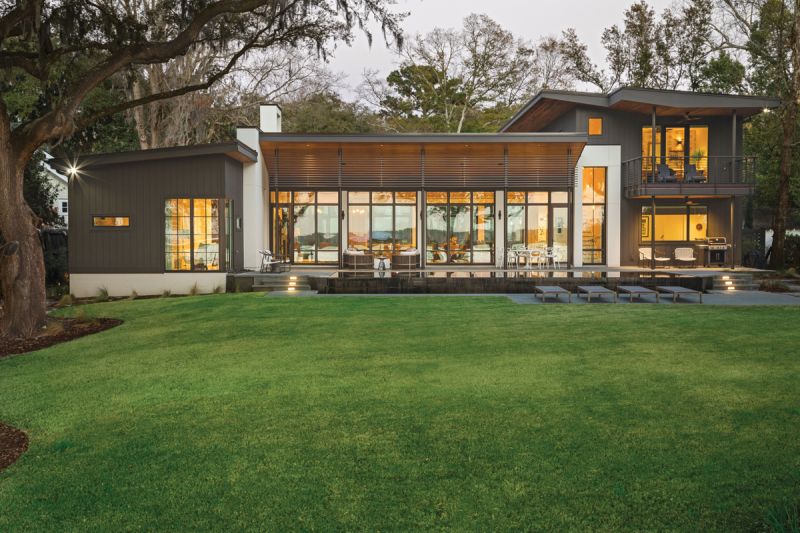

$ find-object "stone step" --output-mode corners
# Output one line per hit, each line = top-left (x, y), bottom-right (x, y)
(253, 283), (312, 292)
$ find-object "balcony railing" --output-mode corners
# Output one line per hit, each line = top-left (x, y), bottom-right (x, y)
(622, 156), (756, 197)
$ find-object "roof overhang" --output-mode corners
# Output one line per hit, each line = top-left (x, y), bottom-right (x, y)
(259, 132), (588, 146)
(502, 88), (782, 132)
(50, 141), (258, 172)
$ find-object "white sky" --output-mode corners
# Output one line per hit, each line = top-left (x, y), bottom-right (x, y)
(327, 0), (675, 97)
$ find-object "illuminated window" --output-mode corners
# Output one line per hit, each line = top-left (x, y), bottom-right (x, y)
(425, 192), (494, 264)
(641, 205), (707, 242)
(588, 117), (603, 136)
(582, 168), (606, 265)
(348, 191), (417, 254)
(165, 199), (223, 271)
(93, 216), (129, 227)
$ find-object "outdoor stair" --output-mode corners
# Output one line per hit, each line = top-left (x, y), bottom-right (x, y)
(252, 275), (313, 293)
(711, 273), (758, 291)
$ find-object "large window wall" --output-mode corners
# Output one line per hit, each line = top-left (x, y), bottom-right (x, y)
(165, 198), (226, 271)
(347, 191), (417, 255)
(426, 191), (495, 264)
(506, 191), (570, 263)
(582, 168), (606, 265)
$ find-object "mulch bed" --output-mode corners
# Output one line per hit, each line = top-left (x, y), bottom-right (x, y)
(0, 422), (29, 472)
(0, 317), (122, 359)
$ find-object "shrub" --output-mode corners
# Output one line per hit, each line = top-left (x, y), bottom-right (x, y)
(56, 294), (73, 308)
(129, 290), (138, 300)
(95, 287), (109, 303)
(760, 280), (792, 293)
(213, 285), (224, 294)
(189, 283), (200, 296)
(161, 289), (171, 298)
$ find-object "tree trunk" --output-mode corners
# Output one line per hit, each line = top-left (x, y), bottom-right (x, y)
(0, 140), (47, 338)
(771, 3), (800, 270)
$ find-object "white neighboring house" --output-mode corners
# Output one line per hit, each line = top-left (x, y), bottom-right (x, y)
(43, 151), (69, 226)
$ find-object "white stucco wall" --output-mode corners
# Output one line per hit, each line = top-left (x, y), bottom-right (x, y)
(236, 127), (267, 270)
(70, 273), (227, 298)
(573, 145), (622, 268)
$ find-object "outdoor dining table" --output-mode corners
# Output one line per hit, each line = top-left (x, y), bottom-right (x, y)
(512, 249), (542, 269)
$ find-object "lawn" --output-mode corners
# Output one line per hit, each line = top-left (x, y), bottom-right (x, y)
(1, 294), (799, 531)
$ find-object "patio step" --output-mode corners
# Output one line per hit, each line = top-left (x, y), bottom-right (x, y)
(252, 275), (312, 292)
(712, 273), (757, 291)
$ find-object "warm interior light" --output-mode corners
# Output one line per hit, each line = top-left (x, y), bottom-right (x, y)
(289, 281), (296, 286)
(722, 276), (730, 280)
(287, 287), (296, 291)
(725, 281), (733, 286)
(727, 286), (735, 291)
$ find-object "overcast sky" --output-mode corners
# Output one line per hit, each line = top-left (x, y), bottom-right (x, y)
(328, 0), (675, 97)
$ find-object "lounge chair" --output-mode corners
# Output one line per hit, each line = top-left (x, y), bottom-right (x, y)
(344, 249), (374, 270)
(616, 285), (660, 303)
(656, 285), (703, 303)
(392, 248), (420, 269)
(674, 247), (697, 267)
(576, 285), (618, 303)
(533, 285), (571, 303)
(259, 249), (279, 273)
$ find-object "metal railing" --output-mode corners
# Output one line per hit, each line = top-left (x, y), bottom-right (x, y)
(622, 156), (756, 195)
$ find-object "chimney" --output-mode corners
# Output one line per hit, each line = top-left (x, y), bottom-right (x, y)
(260, 103), (282, 132)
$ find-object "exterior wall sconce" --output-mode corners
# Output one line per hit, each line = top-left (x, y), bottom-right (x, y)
(341, 210), (345, 220)
(498, 210), (503, 220)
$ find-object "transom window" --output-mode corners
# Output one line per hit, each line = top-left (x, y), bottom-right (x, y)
(164, 198), (223, 271)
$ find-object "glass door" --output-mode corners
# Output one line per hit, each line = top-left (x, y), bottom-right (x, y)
(425, 192), (495, 265)
(271, 191), (340, 264)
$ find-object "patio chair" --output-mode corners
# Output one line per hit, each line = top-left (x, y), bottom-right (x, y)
(684, 164), (705, 183)
(674, 247), (697, 267)
(259, 249), (279, 273)
(657, 164), (677, 183)
(639, 247), (670, 268)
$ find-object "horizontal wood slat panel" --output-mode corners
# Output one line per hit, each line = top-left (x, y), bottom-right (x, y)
(265, 142), (581, 189)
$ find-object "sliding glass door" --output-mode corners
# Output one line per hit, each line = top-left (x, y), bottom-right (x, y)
(506, 191), (570, 264)
(270, 191), (340, 264)
(426, 191), (494, 265)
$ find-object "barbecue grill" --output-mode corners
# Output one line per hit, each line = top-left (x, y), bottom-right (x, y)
(701, 237), (731, 266)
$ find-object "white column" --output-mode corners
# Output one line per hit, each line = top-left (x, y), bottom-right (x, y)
(573, 164), (584, 268)
(418, 190), (425, 267)
(236, 127), (266, 270)
(341, 191), (349, 254)
(495, 189), (505, 268)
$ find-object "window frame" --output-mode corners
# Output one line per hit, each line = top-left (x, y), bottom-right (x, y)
(588, 117), (604, 137)
(164, 198), (226, 272)
(348, 191), (419, 255)
(425, 191), (495, 265)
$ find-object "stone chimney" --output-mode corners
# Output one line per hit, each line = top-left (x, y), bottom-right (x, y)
(259, 104), (282, 132)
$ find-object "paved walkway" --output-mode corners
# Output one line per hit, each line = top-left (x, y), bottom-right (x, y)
(264, 290), (800, 306)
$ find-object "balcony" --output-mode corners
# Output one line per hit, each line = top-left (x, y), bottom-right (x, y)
(622, 156), (756, 198)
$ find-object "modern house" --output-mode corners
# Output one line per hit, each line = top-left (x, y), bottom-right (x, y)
(55, 88), (779, 297)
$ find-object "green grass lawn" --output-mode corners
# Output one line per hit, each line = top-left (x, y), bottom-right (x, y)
(1, 294), (799, 531)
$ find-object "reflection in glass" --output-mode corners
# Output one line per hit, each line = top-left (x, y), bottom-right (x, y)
(528, 192), (548, 204)
(293, 204), (316, 263)
(395, 205), (417, 251)
(293, 191), (315, 204)
(317, 205), (339, 263)
(372, 191), (393, 204)
(526, 205), (548, 248)
(426, 191), (448, 204)
(348, 206), (369, 250)
(507, 205), (525, 247)
(349, 191), (369, 204)
(507, 192), (525, 204)
(552, 206), (569, 262)
(371, 205), (393, 255)
(473, 205), (494, 263)
(449, 205), (471, 263)
(450, 191), (470, 204)
(395, 191), (417, 204)
(426, 205), (448, 263)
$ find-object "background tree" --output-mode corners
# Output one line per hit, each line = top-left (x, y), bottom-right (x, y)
(22, 151), (61, 228)
(711, 0), (799, 268)
(0, 0), (402, 338)
(361, 14), (574, 133)
(281, 90), (378, 133)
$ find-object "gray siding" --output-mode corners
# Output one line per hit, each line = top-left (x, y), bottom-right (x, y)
(620, 197), (740, 266)
(69, 154), (244, 273)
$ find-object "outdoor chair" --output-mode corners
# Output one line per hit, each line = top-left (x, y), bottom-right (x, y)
(259, 249), (279, 273)
(657, 164), (677, 183)
(639, 247), (670, 268)
(344, 249), (374, 270)
(684, 164), (705, 183)
(674, 247), (697, 267)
